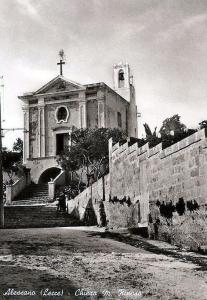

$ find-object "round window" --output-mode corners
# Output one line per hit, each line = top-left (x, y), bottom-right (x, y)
(56, 106), (69, 123)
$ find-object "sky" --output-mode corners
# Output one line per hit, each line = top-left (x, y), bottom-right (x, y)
(1, 0), (207, 148)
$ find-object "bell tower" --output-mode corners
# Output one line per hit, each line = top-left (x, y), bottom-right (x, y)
(113, 62), (131, 102)
(113, 62), (138, 138)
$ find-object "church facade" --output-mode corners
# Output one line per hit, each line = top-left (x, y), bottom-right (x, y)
(19, 62), (138, 183)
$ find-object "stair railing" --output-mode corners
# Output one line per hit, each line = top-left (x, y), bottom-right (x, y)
(48, 170), (66, 200)
(6, 176), (27, 204)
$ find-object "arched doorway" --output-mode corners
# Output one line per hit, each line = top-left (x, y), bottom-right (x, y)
(38, 167), (61, 184)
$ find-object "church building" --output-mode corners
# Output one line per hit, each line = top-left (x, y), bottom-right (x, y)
(18, 60), (138, 183)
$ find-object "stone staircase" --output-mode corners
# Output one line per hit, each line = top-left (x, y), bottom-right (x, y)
(10, 183), (49, 205)
(4, 205), (82, 229)
(4, 183), (82, 228)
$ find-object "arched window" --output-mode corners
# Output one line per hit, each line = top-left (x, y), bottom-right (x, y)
(118, 69), (125, 88)
(56, 106), (69, 123)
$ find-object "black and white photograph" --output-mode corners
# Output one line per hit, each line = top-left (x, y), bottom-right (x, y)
(0, 0), (206, 299)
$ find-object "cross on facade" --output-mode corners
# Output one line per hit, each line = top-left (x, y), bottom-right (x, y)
(57, 49), (65, 76)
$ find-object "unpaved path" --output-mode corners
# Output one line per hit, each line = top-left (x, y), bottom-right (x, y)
(0, 227), (206, 300)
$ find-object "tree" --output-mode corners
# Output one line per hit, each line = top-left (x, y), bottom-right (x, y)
(13, 138), (23, 155)
(159, 114), (197, 148)
(2, 149), (22, 183)
(143, 123), (160, 147)
(159, 114), (186, 137)
(143, 115), (197, 149)
(58, 128), (127, 189)
(2, 139), (23, 184)
(199, 120), (207, 130)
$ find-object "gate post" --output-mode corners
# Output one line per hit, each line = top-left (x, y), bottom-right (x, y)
(48, 181), (55, 200)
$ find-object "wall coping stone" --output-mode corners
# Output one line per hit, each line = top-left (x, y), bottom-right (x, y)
(110, 128), (207, 162)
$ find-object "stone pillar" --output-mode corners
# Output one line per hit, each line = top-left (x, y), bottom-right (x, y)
(79, 91), (87, 128)
(5, 185), (12, 204)
(48, 181), (55, 200)
(38, 97), (46, 157)
(22, 105), (30, 163)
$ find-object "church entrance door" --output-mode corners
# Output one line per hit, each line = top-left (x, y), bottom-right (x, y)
(56, 133), (69, 155)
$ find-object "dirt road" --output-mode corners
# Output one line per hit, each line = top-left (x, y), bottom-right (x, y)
(0, 227), (206, 300)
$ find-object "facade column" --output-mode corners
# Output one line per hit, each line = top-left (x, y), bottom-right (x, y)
(79, 91), (87, 128)
(97, 99), (105, 128)
(97, 88), (105, 128)
(22, 104), (30, 163)
(68, 129), (72, 149)
(38, 97), (46, 157)
(41, 105), (46, 157)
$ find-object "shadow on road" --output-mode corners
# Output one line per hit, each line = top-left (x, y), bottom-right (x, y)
(86, 231), (207, 271)
(0, 263), (82, 300)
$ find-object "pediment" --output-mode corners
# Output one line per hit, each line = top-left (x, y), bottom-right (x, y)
(34, 75), (85, 95)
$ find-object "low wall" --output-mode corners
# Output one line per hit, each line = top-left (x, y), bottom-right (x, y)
(6, 176), (26, 204)
(68, 174), (110, 226)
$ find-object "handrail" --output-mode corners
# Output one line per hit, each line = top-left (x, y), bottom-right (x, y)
(48, 170), (65, 199)
(6, 176), (26, 204)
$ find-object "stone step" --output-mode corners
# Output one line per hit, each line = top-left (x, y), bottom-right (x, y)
(16, 188), (48, 194)
(14, 183), (49, 203)
(20, 189), (48, 194)
(16, 196), (48, 200)
(8, 201), (49, 206)
(14, 193), (49, 197)
(5, 206), (54, 211)
(12, 198), (49, 202)
(21, 188), (48, 191)
(17, 196), (49, 200)
(17, 190), (48, 194)
(4, 206), (82, 228)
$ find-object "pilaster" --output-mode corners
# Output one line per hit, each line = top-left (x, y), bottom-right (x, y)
(79, 91), (87, 128)
(97, 98), (105, 128)
(22, 104), (29, 163)
(68, 129), (72, 149)
(38, 97), (46, 157)
(97, 88), (105, 128)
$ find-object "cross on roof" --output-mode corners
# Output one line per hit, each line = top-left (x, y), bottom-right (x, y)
(57, 49), (66, 76)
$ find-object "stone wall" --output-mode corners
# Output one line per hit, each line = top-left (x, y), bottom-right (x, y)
(147, 129), (207, 205)
(68, 174), (110, 226)
(69, 129), (207, 250)
(110, 129), (207, 205)
(109, 129), (207, 250)
(68, 172), (141, 229)
(109, 139), (150, 226)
